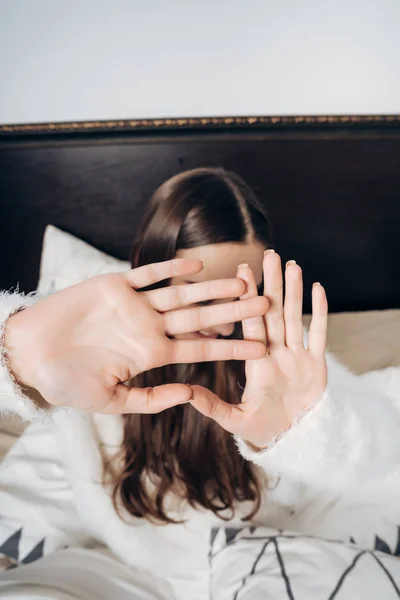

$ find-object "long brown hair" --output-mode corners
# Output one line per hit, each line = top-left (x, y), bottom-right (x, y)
(110, 168), (272, 523)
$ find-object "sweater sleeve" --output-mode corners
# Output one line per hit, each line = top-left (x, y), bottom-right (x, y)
(0, 291), (45, 421)
(236, 355), (400, 491)
(0, 417), (92, 567)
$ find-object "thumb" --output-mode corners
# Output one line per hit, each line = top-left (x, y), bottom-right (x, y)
(105, 383), (194, 414)
(189, 384), (244, 434)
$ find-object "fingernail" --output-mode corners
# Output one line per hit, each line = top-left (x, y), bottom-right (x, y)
(238, 263), (249, 269)
(313, 282), (321, 287)
(286, 260), (296, 268)
(264, 249), (275, 256)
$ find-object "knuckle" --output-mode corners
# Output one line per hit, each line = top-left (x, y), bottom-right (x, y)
(163, 313), (175, 335)
(232, 341), (241, 360)
(145, 387), (155, 412)
(268, 308), (283, 320)
(196, 307), (208, 329)
(284, 314), (296, 324)
(243, 317), (263, 337)
(207, 280), (215, 300)
(197, 341), (208, 362)
(267, 283), (283, 296)
(170, 258), (181, 278)
(233, 300), (244, 320)
(147, 264), (158, 281)
(174, 285), (185, 306)
(254, 296), (267, 314)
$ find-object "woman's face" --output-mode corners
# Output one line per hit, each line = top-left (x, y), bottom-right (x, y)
(171, 241), (265, 339)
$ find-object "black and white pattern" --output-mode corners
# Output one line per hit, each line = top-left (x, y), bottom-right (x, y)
(210, 527), (400, 599)
(0, 523), (47, 569)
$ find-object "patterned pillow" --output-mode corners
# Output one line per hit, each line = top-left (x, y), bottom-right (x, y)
(210, 526), (400, 599)
(38, 225), (130, 295)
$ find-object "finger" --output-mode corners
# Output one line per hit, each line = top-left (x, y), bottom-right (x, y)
(283, 261), (304, 349)
(145, 278), (246, 312)
(263, 250), (285, 347)
(102, 383), (193, 414)
(237, 264), (267, 344)
(189, 385), (244, 434)
(308, 282), (328, 355)
(169, 338), (267, 363)
(163, 296), (268, 335)
(123, 259), (203, 289)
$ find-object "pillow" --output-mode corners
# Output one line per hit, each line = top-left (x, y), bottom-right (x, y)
(210, 526), (400, 599)
(38, 225), (131, 295)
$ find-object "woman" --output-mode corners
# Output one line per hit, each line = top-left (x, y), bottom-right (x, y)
(0, 168), (399, 599)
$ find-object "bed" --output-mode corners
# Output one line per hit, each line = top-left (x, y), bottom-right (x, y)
(0, 114), (399, 457)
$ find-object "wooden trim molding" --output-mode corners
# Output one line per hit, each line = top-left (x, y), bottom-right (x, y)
(1, 114), (400, 136)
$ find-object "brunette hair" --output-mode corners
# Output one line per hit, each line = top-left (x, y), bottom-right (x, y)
(110, 168), (271, 523)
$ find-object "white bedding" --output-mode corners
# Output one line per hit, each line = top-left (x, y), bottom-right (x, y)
(1, 529), (399, 600)
(0, 547), (175, 600)
(1, 366), (399, 599)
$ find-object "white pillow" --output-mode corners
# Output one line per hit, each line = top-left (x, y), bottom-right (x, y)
(38, 225), (131, 295)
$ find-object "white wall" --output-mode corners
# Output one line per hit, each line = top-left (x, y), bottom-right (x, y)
(0, 0), (399, 124)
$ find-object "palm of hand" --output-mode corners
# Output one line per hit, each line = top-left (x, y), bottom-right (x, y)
(240, 344), (327, 448)
(17, 275), (169, 413)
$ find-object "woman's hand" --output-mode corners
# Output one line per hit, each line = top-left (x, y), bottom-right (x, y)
(190, 251), (328, 449)
(5, 259), (268, 415)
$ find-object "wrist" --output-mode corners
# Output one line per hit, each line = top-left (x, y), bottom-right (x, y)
(243, 428), (288, 453)
(4, 310), (36, 389)
(244, 439), (269, 453)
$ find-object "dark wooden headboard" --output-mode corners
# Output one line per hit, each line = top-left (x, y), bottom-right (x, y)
(1, 115), (399, 313)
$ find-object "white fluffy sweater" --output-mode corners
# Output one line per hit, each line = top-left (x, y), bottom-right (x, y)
(0, 291), (400, 599)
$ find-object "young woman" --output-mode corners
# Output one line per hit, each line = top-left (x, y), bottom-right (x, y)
(0, 168), (399, 600)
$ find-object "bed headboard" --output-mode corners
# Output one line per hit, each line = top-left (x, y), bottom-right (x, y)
(1, 115), (399, 314)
